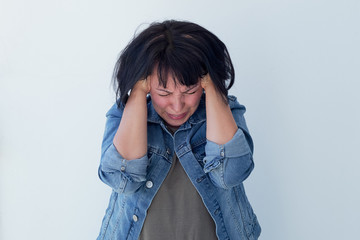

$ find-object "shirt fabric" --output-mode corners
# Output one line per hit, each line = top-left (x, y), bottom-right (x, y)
(97, 94), (261, 240)
(139, 126), (217, 240)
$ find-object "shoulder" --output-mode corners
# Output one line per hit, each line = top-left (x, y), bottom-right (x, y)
(228, 95), (246, 113)
(227, 95), (250, 131)
(105, 101), (125, 118)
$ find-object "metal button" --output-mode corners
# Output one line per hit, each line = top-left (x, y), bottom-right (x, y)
(220, 151), (224, 157)
(166, 148), (171, 155)
(132, 214), (138, 222)
(196, 176), (206, 183)
(120, 166), (126, 171)
(146, 181), (153, 189)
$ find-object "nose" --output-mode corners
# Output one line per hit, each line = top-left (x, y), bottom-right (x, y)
(171, 95), (184, 113)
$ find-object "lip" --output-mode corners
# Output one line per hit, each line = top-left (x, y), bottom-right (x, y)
(167, 112), (188, 120)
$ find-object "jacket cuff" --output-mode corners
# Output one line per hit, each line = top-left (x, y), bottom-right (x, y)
(203, 129), (251, 173)
(101, 143), (149, 182)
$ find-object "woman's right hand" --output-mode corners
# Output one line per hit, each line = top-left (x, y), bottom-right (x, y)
(131, 78), (151, 96)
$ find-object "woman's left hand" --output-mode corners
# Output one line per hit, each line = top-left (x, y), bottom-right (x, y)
(201, 74), (214, 91)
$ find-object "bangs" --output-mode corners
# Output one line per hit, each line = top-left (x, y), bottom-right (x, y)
(153, 39), (207, 88)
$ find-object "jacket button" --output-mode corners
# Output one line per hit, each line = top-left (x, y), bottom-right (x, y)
(196, 176), (205, 183)
(132, 215), (138, 222)
(166, 148), (171, 155)
(146, 181), (153, 188)
(220, 151), (224, 157)
(120, 166), (126, 172)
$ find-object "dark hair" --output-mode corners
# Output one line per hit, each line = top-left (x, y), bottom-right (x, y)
(113, 20), (235, 106)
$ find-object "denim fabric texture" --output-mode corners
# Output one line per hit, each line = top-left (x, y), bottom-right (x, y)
(97, 94), (261, 240)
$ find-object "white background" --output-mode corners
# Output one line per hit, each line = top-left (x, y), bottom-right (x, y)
(1, 0), (359, 239)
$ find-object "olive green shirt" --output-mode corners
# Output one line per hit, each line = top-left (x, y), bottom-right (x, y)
(139, 126), (217, 240)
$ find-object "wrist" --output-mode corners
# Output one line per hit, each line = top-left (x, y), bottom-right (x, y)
(203, 82), (216, 93)
(204, 82), (221, 100)
(130, 87), (148, 97)
(128, 88), (148, 104)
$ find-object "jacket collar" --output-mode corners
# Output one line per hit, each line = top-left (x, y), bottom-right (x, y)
(147, 93), (206, 126)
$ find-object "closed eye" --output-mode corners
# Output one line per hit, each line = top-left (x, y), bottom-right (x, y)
(158, 93), (170, 97)
(156, 89), (171, 96)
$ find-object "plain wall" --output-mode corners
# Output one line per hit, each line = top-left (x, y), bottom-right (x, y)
(1, 0), (359, 239)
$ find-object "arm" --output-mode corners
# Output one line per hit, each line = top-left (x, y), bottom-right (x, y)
(98, 80), (150, 194)
(113, 80), (150, 160)
(201, 75), (254, 189)
(201, 74), (238, 144)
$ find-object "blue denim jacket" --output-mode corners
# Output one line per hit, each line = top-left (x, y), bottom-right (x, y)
(97, 94), (261, 240)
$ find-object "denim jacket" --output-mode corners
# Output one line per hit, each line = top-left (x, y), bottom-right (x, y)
(97, 94), (261, 240)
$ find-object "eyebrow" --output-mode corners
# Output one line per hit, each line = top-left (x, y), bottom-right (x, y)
(183, 84), (199, 92)
(156, 84), (199, 93)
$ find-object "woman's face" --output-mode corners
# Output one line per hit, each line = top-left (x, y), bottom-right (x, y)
(149, 71), (203, 128)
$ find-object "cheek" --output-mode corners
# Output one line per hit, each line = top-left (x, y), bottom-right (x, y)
(151, 94), (168, 110)
(186, 92), (203, 108)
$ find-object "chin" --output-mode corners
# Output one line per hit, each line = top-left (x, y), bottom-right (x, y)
(164, 116), (189, 127)
(165, 120), (183, 127)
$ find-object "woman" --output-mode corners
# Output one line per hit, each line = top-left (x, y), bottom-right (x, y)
(97, 20), (261, 240)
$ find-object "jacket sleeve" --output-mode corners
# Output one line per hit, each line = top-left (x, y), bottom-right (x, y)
(203, 97), (254, 189)
(98, 103), (149, 194)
